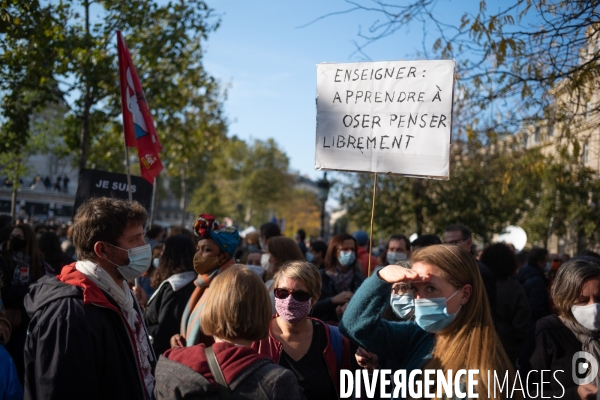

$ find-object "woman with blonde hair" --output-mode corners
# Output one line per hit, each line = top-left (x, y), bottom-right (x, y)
(254, 260), (352, 399)
(340, 244), (517, 399)
(154, 264), (300, 399)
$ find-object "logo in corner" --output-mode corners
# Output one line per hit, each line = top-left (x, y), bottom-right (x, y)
(572, 351), (599, 385)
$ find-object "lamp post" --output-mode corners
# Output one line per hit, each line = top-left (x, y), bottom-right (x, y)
(316, 172), (331, 239)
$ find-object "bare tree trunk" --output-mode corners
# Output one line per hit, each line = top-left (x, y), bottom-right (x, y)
(412, 180), (424, 236)
(577, 226), (586, 255)
(179, 165), (186, 226)
(10, 186), (17, 219)
(78, 0), (92, 171)
(245, 204), (253, 225)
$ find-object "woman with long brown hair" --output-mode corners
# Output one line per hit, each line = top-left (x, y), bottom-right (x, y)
(340, 244), (517, 399)
(313, 233), (365, 323)
(139, 234), (197, 356)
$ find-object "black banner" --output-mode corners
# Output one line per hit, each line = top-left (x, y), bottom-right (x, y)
(73, 169), (153, 217)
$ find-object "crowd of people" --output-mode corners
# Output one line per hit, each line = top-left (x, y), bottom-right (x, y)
(0, 196), (599, 399)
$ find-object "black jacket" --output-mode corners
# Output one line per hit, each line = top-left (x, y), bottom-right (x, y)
(476, 260), (498, 315)
(144, 273), (196, 356)
(516, 263), (552, 325)
(525, 314), (581, 400)
(24, 265), (156, 400)
(494, 277), (530, 365)
(313, 267), (365, 323)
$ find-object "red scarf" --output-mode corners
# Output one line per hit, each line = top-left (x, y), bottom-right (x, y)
(164, 342), (270, 385)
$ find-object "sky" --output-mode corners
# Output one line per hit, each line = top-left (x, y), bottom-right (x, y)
(202, 1), (466, 180)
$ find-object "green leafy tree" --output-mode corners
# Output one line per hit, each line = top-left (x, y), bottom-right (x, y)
(522, 151), (600, 253)
(339, 136), (544, 242)
(51, 0), (226, 183)
(189, 137), (293, 228)
(0, 1), (67, 153)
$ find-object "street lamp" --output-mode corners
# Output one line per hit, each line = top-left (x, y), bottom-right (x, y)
(316, 172), (331, 239)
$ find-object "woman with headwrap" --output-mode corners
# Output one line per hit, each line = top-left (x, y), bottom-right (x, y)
(526, 256), (600, 399)
(170, 214), (240, 348)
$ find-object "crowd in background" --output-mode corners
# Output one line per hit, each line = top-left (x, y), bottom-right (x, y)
(0, 200), (599, 399)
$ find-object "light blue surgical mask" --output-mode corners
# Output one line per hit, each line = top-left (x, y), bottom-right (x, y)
(390, 293), (414, 319)
(386, 251), (407, 265)
(414, 290), (461, 333)
(306, 252), (315, 262)
(338, 250), (356, 267)
(106, 243), (152, 281)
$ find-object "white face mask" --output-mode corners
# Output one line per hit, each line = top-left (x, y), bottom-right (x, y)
(571, 303), (600, 331)
(105, 243), (152, 281)
(261, 253), (271, 270)
(386, 251), (407, 265)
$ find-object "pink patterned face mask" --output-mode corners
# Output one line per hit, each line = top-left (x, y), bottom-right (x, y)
(275, 295), (311, 324)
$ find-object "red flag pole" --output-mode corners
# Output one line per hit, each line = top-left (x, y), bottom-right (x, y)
(148, 177), (157, 228)
(123, 140), (133, 202)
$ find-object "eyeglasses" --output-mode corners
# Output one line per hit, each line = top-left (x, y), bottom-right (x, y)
(392, 284), (413, 295)
(274, 288), (311, 302)
(444, 238), (466, 245)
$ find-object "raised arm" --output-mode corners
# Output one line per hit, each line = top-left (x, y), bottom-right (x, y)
(340, 266), (426, 359)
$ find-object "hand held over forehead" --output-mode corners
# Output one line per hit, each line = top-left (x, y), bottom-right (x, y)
(378, 264), (430, 284)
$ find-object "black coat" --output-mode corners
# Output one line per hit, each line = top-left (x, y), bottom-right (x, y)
(516, 263), (552, 325)
(24, 271), (156, 400)
(144, 275), (196, 356)
(494, 277), (530, 365)
(476, 260), (498, 315)
(0, 251), (42, 384)
(313, 267), (365, 323)
(525, 314), (581, 400)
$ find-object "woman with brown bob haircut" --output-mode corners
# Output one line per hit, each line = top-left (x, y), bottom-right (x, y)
(154, 265), (301, 399)
(526, 256), (600, 399)
(340, 244), (517, 400)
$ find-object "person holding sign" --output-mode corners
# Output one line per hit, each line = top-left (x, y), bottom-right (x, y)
(340, 244), (517, 399)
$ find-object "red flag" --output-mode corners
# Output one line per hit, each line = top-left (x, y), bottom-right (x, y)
(117, 30), (163, 184)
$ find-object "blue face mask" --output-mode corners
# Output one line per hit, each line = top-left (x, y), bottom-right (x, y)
(248, 244), (259, 252)
(390, 293), (414, 319)
(414, 290), (461, 333)
(338, 250), (356, 267)
(306, 252), (315, 262)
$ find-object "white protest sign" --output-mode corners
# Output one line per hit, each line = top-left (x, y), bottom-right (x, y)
(315, 60), (455, 179)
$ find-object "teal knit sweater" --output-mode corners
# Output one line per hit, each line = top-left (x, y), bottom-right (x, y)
(340, 274), (435, 396)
